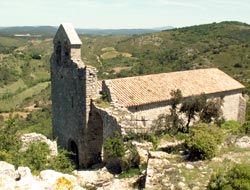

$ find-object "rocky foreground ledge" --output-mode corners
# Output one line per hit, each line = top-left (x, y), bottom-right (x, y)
(1, 133), (250, 190)
(0, 161), (84, 190)
(0, 160), (143, 190)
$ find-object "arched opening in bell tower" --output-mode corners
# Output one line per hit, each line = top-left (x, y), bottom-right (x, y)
(55, 41), (62, 64)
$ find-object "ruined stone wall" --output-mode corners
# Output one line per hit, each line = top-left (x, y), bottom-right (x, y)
(88, 102), (149, 162)
(127, 90), (245, 127)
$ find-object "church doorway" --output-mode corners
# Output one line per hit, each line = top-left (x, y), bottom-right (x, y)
(87, 111), (104, 166)
(68, 140), (79, 169)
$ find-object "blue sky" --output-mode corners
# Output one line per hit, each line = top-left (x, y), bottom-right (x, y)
(1, 0), (250, 28)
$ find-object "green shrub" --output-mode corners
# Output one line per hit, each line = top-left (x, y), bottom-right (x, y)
(104, 131), (124, 158)
(221, 120), (242, 134)
(121, 142), (140, 171)
(0, 116), (73, 174)
(0, 115), (22, 163)
(19, 142), (50, 175)
(0, 115), (4, 124)
(208, 163), (250, 190)
(192, 123), (224, 144)
(118, 167), (141, 179)
(48, 149), (74, 173)
(144, 134), (159, 150)
(19, 143), (74, 175)
(186, 128), (217, 160)
(242, 121), (250, 135)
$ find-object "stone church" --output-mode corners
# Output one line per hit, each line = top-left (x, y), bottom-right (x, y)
(51, 23), (246, 168)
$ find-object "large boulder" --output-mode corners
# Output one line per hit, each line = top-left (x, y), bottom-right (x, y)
(97, 177), (138, 190)
(0, 161), (85, 190)
(39, 170), (84, 190)
(21, 133), (58, 157)
(73, 167), (113, 188)
(14, 167), (40, 190)
(0, 174), (16, 190)
(0, 161), (17, 179)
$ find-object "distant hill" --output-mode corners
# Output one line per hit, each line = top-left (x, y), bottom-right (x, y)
(76, 26), (173, 35)
(0, 26), (174, 37)
(0, 26), (57, 37)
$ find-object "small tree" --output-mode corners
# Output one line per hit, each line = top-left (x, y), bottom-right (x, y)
(200, 98), (223, 123)
(180, 94), (206, 132)
(151, 89), (184, 135)
(153, 90), (224, 135)
(169, 89), (183, 133)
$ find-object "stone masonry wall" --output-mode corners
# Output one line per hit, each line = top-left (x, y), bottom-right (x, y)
(238, 94), (246, 123)
(51, 55), (88, 166)
(127, 90), (245, 127)
(128, 101), (171, 127)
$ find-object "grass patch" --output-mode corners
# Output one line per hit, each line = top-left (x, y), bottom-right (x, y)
(33, 71), (50, 82)
(221, 120), (242, 134)
(0, 82), (49, 112)
(94, 98), (111, 108)
(101, 47), (116, 52)
(117, 167), (141, 179)
(101, 51), (120, 59)
(0, 79), (27, 98)
(19, 117), (52, 138)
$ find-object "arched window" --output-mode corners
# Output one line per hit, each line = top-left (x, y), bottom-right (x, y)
(55, 41), (62, 64)
(64, 42), (70, 58)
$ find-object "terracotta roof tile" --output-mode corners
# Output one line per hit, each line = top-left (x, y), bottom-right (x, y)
(103, 68), (244, 107)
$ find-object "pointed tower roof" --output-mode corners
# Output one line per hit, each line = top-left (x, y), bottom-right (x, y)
(54, 23), (82, 45)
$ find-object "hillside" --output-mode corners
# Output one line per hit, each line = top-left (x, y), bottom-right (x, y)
(0, 21), (249, 121)
(0, 21), (250, 190)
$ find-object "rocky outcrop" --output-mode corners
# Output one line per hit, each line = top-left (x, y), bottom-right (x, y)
(131, 141), (153, 169)
(39, 170), (84, 190)
(73, 168), (113, 188)
(97, 177), (138, 190)
(0, 161), (85, 190)
(235, 136), (250, 148)
(145, 151), (173, 189)
(21, 133), (58, 157)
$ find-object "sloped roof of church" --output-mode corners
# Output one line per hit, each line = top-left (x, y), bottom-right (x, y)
(103, 68), (244, 107)
(55, 23), (82, 45)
